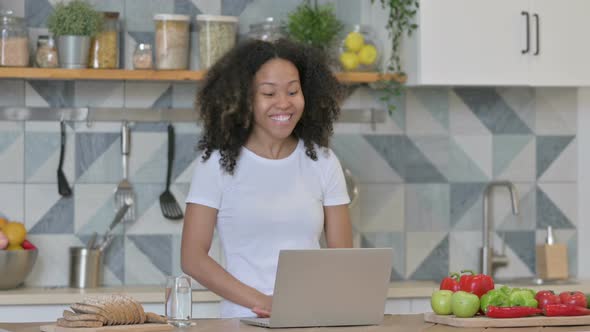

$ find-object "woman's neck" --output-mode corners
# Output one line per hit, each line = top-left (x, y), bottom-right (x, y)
(244, 135), (298, 160)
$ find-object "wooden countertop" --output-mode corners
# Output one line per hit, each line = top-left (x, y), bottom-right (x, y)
(2, 280), (589, 305)
(1, 315), (590, 332)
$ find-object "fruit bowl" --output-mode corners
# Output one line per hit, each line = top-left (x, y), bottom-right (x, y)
(0, 248), (38, 289)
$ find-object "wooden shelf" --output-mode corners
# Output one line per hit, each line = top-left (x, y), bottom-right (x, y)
(0, 68), (406, 84)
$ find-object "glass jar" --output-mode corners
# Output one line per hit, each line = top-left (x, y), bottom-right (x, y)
(154, 14), (190, 70)
(338, 25), (381, 72)
(88, 11), (120, 69)
(133, 43), (153, 70)
(196, 14), (238, 69)
(0, 10), (29, 67)
(35, 35), (58, 68)
(247, 17), (284, 42)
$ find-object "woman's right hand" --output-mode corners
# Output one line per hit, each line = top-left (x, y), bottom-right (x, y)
(251, 295), (272, 318)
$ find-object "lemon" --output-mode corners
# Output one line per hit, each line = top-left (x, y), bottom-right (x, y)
(339, 52), (359, 71)
(3, 222), (26, 246)
(358, 44), (378, 65)
(6, 244), (23, 251)
(0, 217), (6, 230)
(344, 32), (364, 52)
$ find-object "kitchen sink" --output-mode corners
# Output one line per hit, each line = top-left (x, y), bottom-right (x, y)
(495, 277), (578, 286)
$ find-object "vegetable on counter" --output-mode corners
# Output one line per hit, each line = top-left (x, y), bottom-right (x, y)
(544, 304), (590, 316)
(559, 291), (587, 308)
(486, 306), (542, 318)
(431, 290), (453, 315)
(439, 272), (460, 292)
(451, 291), (480, 318)
(535, 290), (561, 310)
(480, 286), (537, 314)
(458, 270), (494, 298)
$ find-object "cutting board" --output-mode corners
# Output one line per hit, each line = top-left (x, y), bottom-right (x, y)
(39, 323), (173, 332)
(424, 312), (590, 328)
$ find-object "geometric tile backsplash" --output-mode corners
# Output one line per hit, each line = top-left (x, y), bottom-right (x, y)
(0, 0), (578, 287)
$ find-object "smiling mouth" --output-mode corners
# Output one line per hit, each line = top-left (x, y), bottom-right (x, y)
(270, 114), (292, 123)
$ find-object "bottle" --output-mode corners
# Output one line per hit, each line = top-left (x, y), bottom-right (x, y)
(0, 10), (29, 67)
(35, 35), (58, 68)
(88, 11), (120, 69)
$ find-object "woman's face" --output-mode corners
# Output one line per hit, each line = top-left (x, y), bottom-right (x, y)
(251, 58), (304, 143)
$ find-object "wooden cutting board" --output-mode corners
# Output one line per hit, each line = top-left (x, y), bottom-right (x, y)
(39, 323), (173, 332)
(424, 312), (590, 328)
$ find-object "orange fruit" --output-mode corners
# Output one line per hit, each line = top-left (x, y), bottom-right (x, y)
(3, 222), (26, 246)
(0, 217), (7, 230)
(6, 244), (23, 250)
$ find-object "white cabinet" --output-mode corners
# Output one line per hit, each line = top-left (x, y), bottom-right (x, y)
(403, 0), (590, 86)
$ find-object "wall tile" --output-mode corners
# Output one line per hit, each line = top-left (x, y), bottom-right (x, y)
(125, 0), (175, 32)
(0, 184), (24, 222)
(0, 122), (24, 183)
(0, 80), (25, 106)
(358, 183), (404, 233)
(75, 81), (125, 108)
(405, 184), (449, 232)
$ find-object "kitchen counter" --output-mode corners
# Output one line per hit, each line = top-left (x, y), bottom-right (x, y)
(1, 280), (590, 305)
(1, 315), (589, 332)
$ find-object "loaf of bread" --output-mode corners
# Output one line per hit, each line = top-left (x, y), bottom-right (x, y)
(57, 294), (167, 328)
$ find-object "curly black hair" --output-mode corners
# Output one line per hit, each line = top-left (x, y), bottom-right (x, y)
(196, 38), (344, 174)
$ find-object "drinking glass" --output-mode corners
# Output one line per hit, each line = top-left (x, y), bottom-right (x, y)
(165, 275), (193, 327)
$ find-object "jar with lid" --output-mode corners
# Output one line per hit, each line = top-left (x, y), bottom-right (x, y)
(35, 35), (58, 68)
(247, 17), (284, 42)
(133, 43), (153, 70)
(154, 14), (190, 70)
(88, 11), (120, 69)
(196, 15), (238, 69)
(338, 25), (381, 72)
(0, 10), (29, 67)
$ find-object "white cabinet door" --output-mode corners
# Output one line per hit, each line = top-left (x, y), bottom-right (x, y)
(530, 0), (590, 86)
(406, 0), (530, 86)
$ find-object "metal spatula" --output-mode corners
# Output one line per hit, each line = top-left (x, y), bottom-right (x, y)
(114, 121), (135, 222)
(57, 120), (72, 197)
(159, 124), (184, 220)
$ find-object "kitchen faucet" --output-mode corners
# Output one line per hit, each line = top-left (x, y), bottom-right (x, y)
(481, 181), (519, 276)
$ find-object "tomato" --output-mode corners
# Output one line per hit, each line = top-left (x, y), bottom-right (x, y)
(535, 290), (561, 309)
(559, 291), (587, 308)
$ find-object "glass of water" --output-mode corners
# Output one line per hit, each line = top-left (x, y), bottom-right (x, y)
(165, 275), (193, 327)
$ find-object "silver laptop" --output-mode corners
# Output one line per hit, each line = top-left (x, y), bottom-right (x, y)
(240, 248), (393, 328)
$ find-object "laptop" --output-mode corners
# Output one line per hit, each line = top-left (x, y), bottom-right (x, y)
(240, 248), (393, 328)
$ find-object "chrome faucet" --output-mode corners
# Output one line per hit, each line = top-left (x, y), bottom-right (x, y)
(481, 181), (519, 276)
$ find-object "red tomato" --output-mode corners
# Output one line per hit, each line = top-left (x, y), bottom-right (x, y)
(559, 291), (587, 308)
(535, 290), (561, 309)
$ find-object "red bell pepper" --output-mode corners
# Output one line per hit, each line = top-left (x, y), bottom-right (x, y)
(486, 306), (542, 318)
(439, 272), (460, 292)
(544, 304), (590, 316)
(559, 291), (587, 308)
(458, 270), (494, 298)
(535, 290), (561, 310)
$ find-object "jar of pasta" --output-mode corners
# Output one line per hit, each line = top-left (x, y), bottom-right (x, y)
(154, 14), (190, 70)
(196, 15), (238, 69)
(88, 12), (120, 69)
(0, 10), (29, 67)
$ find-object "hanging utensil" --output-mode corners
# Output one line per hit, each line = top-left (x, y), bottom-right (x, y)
(159, 124), (184, 220)
(114, 121), (136, 222)
(57, 120), (72, 197)
(97, 197), (132, 252)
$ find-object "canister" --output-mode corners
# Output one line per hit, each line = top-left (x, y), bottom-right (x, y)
(154, 14), (190, 70)
(196, 14), (238, 69)
(69, 247), (103, 288)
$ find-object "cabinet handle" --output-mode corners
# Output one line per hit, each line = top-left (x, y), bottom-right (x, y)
(521, 11), (530, 54)
(533, 13), (540, 55)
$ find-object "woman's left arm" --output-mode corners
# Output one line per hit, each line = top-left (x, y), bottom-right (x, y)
(324, 205), (353, 248)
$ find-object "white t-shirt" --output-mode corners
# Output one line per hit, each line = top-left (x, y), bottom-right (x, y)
(185, 139), (350, 318)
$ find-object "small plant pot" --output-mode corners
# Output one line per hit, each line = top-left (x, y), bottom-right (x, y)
(57, 35), (90, 69)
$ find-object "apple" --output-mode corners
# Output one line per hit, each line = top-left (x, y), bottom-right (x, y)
(431, 290), (453, 315)
(452, 291), (480, 318)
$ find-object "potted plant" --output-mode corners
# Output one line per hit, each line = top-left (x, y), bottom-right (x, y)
(286, 0), (343, 56)
(47, 0), (103, 69)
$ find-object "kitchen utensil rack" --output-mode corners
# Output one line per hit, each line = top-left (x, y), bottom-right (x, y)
(0, 106), (387, 128)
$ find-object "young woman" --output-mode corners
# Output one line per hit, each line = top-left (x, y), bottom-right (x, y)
(181, 39), (352, 318)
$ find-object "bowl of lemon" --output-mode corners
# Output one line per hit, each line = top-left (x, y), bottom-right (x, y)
(339, 25), (380, 72)
(0, 219), (38, 289)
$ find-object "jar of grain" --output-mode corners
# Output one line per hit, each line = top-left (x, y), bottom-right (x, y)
(196, 15), (238, 69)
(35, 35), (58, 68)
(154, 14), (190, 70)
(0, 10), (29, 67)
(133, 43), (153, 69)
(247, 17), (284, 42)
(89, 12), (120, 69)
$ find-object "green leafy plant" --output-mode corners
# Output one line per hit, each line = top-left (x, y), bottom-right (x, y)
(371, 0), (419, 114)
(47, 0), (103, 37)
(286, 0), (343, 52)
